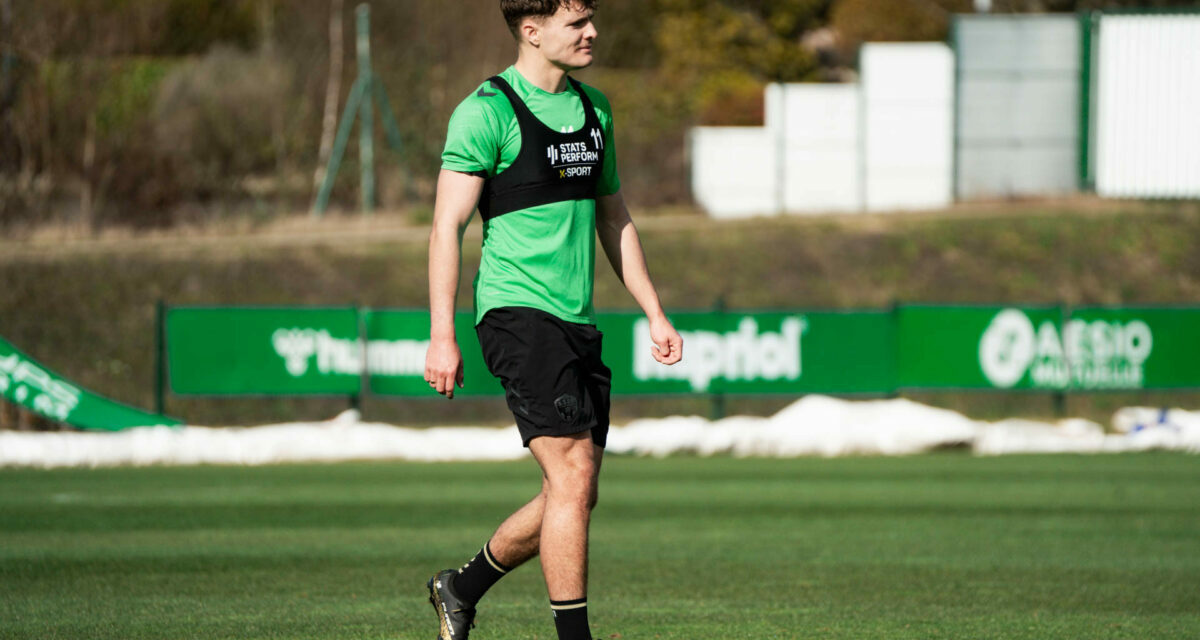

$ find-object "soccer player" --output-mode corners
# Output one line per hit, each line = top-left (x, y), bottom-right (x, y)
(422, 1), (683, 639)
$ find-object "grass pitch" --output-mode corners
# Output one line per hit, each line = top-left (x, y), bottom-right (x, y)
(1, 453), (1198, 639)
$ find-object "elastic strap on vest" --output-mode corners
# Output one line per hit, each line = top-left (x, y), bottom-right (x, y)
(477, 75), (604, 221)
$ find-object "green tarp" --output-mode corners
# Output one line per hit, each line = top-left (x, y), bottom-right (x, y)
(1, 335), (180, 431)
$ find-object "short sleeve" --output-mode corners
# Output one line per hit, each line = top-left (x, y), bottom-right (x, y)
(585, 86), (621, 197)
(441, 89), (502, 176)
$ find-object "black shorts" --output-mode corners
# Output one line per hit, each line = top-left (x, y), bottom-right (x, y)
(476, 306), (612, 448)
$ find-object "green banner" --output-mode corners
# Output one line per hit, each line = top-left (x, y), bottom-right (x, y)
(166, 308), (896, 397)
(1060, 307), (1199, 390)
(897, 305), (1063, 390)
(364, 310), (498, 397)
(363, 310), (893, 396)
(164, 305), (1200, 397)
(167, 307), (360, 395)
(597, 311), (894, 395)
(897, 305), (1200, 391)
(1, 335), (180, 431)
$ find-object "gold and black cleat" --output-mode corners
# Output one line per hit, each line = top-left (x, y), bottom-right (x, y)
(427, 569), (477, 640)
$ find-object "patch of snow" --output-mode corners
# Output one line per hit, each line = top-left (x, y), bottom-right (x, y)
(1, 397), (1197, 468)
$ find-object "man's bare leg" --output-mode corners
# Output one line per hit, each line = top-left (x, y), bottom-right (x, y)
(448, 438), (602, 610)
(486, 480), (547, 567)
(528, 431), (601, 640)
(489, 441), (603, 569)
(527, 432), (599, 599)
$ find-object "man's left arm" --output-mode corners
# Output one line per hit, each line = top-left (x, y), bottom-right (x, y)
(596, 190), (682, 365)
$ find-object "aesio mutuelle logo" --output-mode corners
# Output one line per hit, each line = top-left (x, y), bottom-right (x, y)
(978, 309), (1153, 390)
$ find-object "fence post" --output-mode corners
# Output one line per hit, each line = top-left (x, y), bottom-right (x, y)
(356, 4), (375, 215)
(155, 299), (166, 416)
(1054, 301), (1070, 417)
(709, 296), (727, 421)
(1078, 10), (1096, 191)
(889, 298), (902, 398)
(352, 304), (366, 414)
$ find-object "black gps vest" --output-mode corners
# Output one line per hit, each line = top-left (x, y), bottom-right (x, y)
(477, 75), (606, 221)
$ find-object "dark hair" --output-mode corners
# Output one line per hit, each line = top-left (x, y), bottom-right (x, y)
(500, 0), (597, 38)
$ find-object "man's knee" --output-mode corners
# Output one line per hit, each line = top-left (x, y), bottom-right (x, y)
(544, 471), (598, 511)
(546, 462), (595, 499)
(546, 460), (596, 503)
(532, 432), (601, 508)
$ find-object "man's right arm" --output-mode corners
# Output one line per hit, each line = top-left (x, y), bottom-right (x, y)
(424, 169), (484, 399)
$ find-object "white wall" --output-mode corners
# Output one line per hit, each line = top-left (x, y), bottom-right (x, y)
(1096, 15), (1200, 198)
(861, 43), (955, 211)
(688, 127), (778, 219)
(689, 43), (954, 218)
(767, 84), (861, 213)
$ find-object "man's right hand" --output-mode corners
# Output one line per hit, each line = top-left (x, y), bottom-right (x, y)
(424, 337), (464, 399)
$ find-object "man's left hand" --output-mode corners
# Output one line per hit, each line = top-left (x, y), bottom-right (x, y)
(649, 316), (682, 365)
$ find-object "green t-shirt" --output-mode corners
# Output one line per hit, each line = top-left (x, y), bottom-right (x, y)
(441, 66), (620, 326)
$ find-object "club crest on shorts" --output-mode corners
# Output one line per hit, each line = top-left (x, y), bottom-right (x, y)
(554, 394), (580, 424)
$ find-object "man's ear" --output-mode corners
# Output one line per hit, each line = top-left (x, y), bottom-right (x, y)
(520, 18), (541, 47)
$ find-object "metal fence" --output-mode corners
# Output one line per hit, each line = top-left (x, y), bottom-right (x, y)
(953, 15), (1082, 199)
(1092, 13), (1200, 198)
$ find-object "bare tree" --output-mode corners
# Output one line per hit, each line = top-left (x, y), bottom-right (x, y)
(313, 0), (344, 194)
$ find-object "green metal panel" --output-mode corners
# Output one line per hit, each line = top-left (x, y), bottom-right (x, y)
(1, 335), (180, 431)
(897, 305), (1063, 390)
(1078, 11), (1095, 190)
(155, 299), (166, 414)
(167, 307), (361, 395)
(163, 305), (1200, 398)
(598, 310), (894, 395)
(897, 305), (1200, 391)
(362, 309), (895, 397)
(1066, 307), (1200, 390)
(364, 310), (496, 397)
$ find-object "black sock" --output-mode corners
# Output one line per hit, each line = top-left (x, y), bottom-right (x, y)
(550, 598), (590, 640)
(453, 542), (511, 605)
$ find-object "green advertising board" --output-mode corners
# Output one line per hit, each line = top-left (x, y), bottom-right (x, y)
(166, 307), (897, 397)
(167, 307), (361, 395)
(164, 305), (1200, 399)
(365, 310), (894, 397)
(897, 305), (1200, 391)
(364, 310), (498, 397)
(897, 305), (1063, 390)
(597, 310), (894, 395)
(1, 335), (180, 431)
(1061, 307), (1200, 390)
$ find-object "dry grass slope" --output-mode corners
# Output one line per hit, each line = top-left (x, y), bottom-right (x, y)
(2, 199), (1198, 426)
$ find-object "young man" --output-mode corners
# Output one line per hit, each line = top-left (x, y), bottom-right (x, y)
(422, 1), (683, 639)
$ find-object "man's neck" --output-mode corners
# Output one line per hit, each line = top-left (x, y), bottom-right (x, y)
(514, 53), (571, 94)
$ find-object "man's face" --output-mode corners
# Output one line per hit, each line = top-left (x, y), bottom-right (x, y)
(528, 3), (597, 71)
